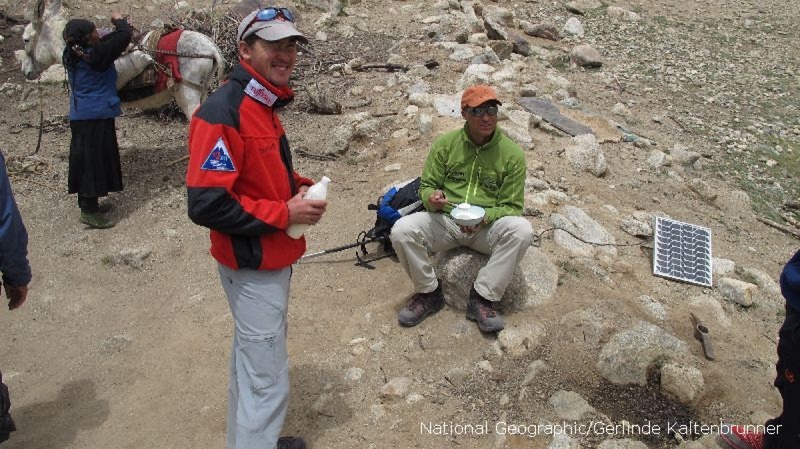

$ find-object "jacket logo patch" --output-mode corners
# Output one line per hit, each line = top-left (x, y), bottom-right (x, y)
(245, 79), (278, 107)
(201, 137), (236, 172)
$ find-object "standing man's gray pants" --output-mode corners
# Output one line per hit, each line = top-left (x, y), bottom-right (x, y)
(218, 264), (291, 449)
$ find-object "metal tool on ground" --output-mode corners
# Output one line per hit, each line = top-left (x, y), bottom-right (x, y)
(691, 313), (715, 361)
(300, 231), (391, 269)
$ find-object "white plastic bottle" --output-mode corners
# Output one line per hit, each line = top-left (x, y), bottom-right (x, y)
(286, 176), (331, 239)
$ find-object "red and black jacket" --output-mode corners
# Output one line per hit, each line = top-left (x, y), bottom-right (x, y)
(186, 62), (313, 270)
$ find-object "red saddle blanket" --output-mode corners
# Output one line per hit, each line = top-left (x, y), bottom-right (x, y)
(154, 29), (184, 93)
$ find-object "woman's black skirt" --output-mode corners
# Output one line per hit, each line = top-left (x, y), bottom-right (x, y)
(68, 118), (123, 197)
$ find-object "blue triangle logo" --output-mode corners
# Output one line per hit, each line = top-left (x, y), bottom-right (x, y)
(201, 137), (236, 172)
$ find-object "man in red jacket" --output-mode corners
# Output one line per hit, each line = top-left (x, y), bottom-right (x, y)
(186, 8), (325, 449)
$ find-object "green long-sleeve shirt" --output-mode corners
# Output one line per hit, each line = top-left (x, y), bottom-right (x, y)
(418, 124), (526, 224)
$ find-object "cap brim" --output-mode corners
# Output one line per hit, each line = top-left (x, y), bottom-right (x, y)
(251, 22), (309, 44)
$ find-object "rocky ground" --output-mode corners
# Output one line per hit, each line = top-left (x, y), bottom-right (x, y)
(0, 0), (799, 448)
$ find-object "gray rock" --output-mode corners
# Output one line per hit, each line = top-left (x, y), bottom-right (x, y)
(551, 205), (617, 257)
(646, 150), (669, 169)
(597, 321), (689, 385)
(380, 377), (412, 400)
(418, 114), (433, 135)
(570, 44), (603, 67)
(560, 307), (619, 347)
(620, 217), (653, 237)
(345, 367), (364, 381)
(483, 15), (532, 56)
(637, 295), (666, 321)
(667, 143), (701, 167)
(563, 17), (585, 38)
(488, 40), (513, 60)
(713, 258), (736, 278)
(549, 390), (595, 420)
(687, 295), (731, 328)
(529, 189), (569, 206)
(104, 248), (152, 269)
(445, 368), (468, 388)
(565, 134), (607, 177)
(598, 439), (648, 449)
(458, 64), (495, 90)
(433, 93), (462, 118)
(715, 190), (752, 216)
(526, 23), (561, 41)
(688, 178), (719, 202)
(717, 278), (757, 307)
(660, 363), (704, 404)
(325, 124), (354, 156)
(522, 360), (548, 385)
(737, 267), (781, 296)
(498, 322), (547, 357)
(606, 6), (641, 21)
(549, 432), (581, 449)
(435, 247), (559, 310)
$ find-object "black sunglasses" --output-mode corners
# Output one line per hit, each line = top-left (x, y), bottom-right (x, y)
(241, 7), (295, 39)
(464, 105), (499, 117)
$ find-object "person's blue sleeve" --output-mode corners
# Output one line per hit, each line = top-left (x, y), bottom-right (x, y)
(0, 152), (32, 287)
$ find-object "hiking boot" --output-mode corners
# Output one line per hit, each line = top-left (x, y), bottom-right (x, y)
(80, 212), (115, 229)
(98, 202), (114, 214)
(398, 281), (445, 327)
(720, 425), (764, 449)
(466, 286), (505, 332)
(277, 436), (306, 449)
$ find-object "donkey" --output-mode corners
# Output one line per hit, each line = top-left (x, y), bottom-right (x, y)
(21, 0), (225, 120)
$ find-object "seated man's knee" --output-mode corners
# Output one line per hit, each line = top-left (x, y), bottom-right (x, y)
(390, 215), (416, 243)
(499, 216), (534, 244)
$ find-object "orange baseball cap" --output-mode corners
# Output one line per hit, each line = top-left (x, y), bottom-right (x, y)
(460, 85), (502, 109)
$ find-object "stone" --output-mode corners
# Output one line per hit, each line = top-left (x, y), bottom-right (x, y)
(597, 321), (689, 385)
(620, 217), (652, 237)
(647, 150), (669, 169)
(598, 439), (648, 449)
(526, 23), (561, 41)
(380, 377), (412, 400)
(607, 6), (641, 21)
(488, 40), (513, 60)
(435, 247), (559, 311)
(688, 178), (718, 202)
(661, 363), (704, 404)
(715, 190), (752, 216)
(345, 367), (364, 381)
(522, 360), (548, 385)
(637, 295), (667, 321)
(550, 205), (617, 257)
(712, 258), (736, 278)
(737, 267), (781, 296)
(549, 390), (595, 420)
(564, 134), (607, 177)
(497, 322), (547, 357)
(717, 278), (757, 307)
(563, 17), (585, 38)
(570, 44), (603, 67)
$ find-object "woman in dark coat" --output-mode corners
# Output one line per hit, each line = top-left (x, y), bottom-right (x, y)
(62, 12), (131, 229)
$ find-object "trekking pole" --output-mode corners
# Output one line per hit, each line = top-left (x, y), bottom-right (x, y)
(300, 235), (385, 260)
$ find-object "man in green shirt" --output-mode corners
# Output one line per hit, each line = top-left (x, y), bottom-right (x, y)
(390, 85), (534, 333)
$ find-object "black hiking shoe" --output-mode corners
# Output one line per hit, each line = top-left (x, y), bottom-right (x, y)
(398, 281), (445, 327)
(80, 212), (115, 229)
(466, 286), (505, 333)
(277, 437), (306, 449)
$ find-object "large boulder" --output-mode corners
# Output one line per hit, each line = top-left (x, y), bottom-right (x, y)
(597, 321), (690, 385)
(434, 247), (558, 311)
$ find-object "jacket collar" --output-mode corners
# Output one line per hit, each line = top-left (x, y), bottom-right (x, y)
(230, 62), (295, 108)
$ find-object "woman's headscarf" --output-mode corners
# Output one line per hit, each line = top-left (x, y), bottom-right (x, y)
(62, 19), (95, 68)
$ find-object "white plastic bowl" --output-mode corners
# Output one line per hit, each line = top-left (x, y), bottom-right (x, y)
(450, 204), (486, 227)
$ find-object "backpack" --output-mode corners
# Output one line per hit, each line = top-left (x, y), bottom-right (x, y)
(364, 177), (425, 254)
(0, 371), (16, 443)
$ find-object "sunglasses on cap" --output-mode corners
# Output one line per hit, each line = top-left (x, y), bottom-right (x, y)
(241, 7), (295, 38)
(463, 105), (499, 117)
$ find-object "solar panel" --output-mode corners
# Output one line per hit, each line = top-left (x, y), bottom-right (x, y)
(653, 217), (712, 287)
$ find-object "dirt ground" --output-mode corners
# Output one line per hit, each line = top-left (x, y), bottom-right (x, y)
(0, 0), (799, 448)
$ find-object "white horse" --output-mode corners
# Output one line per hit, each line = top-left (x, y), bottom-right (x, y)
(22, 0), (225, 120)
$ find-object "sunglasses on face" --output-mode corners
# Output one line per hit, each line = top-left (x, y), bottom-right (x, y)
(241, 7), (295, 38)
(464, 105), (499, 117)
